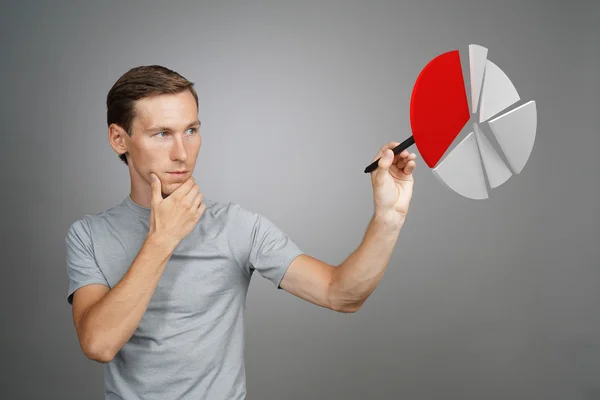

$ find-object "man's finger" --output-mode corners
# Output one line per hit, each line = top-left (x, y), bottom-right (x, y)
(371, 141), (402, 163)
(150, 173), (162, 205)
(173, 177), (197, 199)
(396, 152), (417, 164)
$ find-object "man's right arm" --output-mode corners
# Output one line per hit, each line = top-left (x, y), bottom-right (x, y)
(71, 174), (206, 363)
(72, 234), (176, 363)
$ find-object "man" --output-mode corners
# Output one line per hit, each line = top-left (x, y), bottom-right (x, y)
(66, 65), (417, 399)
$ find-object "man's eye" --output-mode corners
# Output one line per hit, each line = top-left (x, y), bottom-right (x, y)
(156, 132), (168, 137)
(186, 128), (197, 135)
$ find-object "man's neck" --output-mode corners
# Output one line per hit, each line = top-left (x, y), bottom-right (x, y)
(128, 167), (152, 209)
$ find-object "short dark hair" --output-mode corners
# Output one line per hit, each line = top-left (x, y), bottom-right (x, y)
(106, 65), (199, 165)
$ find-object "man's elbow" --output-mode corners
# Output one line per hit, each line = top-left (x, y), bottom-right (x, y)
(327, 280), (364, 313)
(330, 298), (364, 313)
(80, 335), (116, 363)
(336, 303), (362, 313)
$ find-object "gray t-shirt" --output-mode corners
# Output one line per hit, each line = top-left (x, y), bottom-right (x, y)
(65, 195), (305, 399)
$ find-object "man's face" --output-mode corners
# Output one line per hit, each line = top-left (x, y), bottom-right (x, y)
(124, 90), (201, 197)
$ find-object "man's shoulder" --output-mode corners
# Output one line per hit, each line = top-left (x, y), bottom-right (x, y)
(66, 200), (125, 231)
(203, 196), (251, 221)
(65, 196), (144, 247)
(200, 197), (272, 237)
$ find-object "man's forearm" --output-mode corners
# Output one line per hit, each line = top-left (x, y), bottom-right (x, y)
(79, 234), (177, 362)
(330, 212), (404, 312)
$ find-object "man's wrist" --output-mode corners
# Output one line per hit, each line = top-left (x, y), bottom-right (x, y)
(373, 210), (406, 230)
(145, 233), (179, 254)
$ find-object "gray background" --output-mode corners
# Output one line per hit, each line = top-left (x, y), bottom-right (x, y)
(1, 0), (598, 399)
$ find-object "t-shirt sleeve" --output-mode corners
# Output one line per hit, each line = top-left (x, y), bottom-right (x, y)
(228, 203), (305, 289)
(65, 217), (109, 304)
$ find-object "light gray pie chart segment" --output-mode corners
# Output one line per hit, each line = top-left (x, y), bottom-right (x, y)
(473, 122), (512, 188)
(487, 100), (538, 174)
(479, 59), (521, 123)
(432, 131), (489, 200)
(469, 44), (488, 114)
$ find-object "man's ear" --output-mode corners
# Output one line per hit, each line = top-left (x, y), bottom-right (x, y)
(108, 124), (129, 157)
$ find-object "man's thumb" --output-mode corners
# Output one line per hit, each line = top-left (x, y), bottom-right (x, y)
(150, 173), (161, 204)
(378, 149), (393, 171)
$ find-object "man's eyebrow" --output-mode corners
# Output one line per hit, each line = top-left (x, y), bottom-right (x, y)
(145, 120), (201, 133)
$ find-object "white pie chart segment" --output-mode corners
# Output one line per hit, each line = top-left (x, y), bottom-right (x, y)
(473, 122), (512, 189)
(469, 44), (488, 114)
(479, 60), (521, 122)
(432, 131), (488, 200)
(487, 100), (537, 174)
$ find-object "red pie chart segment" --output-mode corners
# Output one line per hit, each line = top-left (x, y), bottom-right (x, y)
(410, 50), (471, 168)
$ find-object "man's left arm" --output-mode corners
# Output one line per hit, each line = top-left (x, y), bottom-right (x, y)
(280, 141), (417, 313)
(280, 212), (403, 313)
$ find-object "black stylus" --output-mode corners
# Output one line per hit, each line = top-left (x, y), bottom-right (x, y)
(363, 136), (416, 173)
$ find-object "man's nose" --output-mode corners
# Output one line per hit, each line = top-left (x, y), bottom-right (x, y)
(170, 135), (188, 162)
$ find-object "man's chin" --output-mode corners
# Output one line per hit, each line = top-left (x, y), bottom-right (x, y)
(161, 183), (182, 198)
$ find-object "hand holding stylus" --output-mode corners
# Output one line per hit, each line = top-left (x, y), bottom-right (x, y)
(368, 141), (418, 220)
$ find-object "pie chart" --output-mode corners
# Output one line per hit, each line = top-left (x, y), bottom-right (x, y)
(364, 44), (538, 200)
(412, 44), (537, 200)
